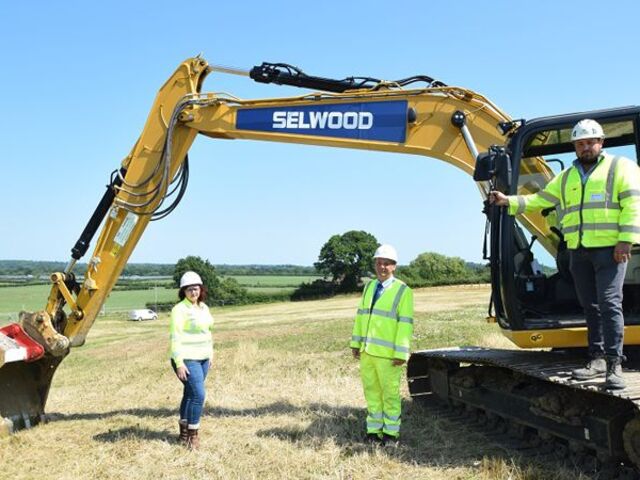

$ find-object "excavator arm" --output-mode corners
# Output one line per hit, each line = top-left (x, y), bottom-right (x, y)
(0, 55), (556, 433)
(64, 57), (560, 348)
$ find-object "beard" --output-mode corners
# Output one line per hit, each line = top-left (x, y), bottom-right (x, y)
(578, 151), (599, 164)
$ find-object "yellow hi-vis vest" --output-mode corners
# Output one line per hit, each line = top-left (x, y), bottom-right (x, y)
(507, 153), (640, 249)
(170, 298), (214, 368)
(350, 279), (414, 361)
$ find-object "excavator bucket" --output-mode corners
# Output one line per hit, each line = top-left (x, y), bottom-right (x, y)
(0, 354), (65, 435)
(0, 312), (69, 436)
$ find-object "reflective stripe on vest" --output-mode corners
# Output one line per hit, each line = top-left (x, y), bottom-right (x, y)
(558, 155), (625, 247)
(351, 335), (411, 354)
(357, 307), (413, 324)
(620, 189), (640, 200)
(357, 283), (409, 321)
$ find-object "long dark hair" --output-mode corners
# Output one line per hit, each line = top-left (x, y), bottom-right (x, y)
(178, 284), (208, 304)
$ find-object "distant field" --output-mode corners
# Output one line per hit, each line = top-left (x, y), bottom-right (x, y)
(0, 275), (322, 323)
(226, 275), (322, 288)
(230, 275), (322, 295)
(0, 284), (178, 323)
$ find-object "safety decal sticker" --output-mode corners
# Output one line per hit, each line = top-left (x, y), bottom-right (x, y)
(111, 212), (138, 257)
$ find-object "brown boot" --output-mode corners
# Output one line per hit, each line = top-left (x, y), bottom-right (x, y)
(179, 420), (188, 445)
(186, 428), (199, 450)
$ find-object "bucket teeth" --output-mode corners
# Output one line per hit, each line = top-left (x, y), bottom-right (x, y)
(0, 354), (65, 435)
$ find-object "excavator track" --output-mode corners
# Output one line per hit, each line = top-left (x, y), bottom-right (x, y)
(408, 347), (640, 478)
(417, 396), (634, 479)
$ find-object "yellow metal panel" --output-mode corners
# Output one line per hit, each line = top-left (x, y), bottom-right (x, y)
(502, 325), (640, 349)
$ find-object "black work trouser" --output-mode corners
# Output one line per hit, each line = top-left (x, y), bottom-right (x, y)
(569, 246), (627, 359)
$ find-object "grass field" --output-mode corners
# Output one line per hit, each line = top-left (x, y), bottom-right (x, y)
(0, 275), (322, 322)
(0, 284), (589, 480)
(228, 275), (323, 288)
(0, 284), (178, 321)
(231, 275), (322, 295)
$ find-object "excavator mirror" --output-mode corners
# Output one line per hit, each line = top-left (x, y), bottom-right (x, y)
(473, 152), (494, 181)
(473, 146), (512, 192)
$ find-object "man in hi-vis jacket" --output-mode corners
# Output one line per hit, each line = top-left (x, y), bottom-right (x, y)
(351, 244), (414, 445)
(491, 119), (640, 390)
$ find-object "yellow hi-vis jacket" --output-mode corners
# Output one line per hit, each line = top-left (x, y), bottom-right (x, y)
(350, 279), (414, 361)
(170, 298), (214, 368)
(507, 153), (640, 249)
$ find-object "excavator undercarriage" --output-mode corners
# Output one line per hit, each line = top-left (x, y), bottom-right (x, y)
(408, 347), (640, 475)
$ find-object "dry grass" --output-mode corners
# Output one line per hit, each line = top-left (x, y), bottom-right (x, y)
(0, 285), (589, 479)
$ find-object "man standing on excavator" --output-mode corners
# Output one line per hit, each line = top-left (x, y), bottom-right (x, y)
(490, 119), (640, 390)
(350, 244), (414, 445)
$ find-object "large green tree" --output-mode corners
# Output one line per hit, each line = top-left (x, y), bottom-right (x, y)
(314, 230), (378, 292)
(173, 256), (248, 306)
(397, 252), (474, 286)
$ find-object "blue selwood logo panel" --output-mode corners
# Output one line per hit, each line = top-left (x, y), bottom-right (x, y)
(236, 100), (408, 142)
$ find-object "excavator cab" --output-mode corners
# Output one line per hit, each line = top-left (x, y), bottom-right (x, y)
(486, 107), (640, 349)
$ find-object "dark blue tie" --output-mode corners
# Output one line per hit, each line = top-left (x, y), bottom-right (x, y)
(372, 282), (384, 306)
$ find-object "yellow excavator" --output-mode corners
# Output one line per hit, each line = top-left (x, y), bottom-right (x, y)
(2, 55), (640, 472)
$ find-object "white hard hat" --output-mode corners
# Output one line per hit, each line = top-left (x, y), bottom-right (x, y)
(180, 271), (203, 288)
(571, 119), (605, 142)
(374, 244), (398, 263)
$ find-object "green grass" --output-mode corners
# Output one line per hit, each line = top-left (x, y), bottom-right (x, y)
(246, 286), (296, 294)
(0, 275), (321, 322)
(0, 284), (50, 312)
(413, 307), (490, 349)
(226, 275), (322, 288)
(0, 284), (177, 322)
(99, 287), (178, 310)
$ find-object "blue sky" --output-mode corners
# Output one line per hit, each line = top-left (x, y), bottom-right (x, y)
(1, 1), (639, 265)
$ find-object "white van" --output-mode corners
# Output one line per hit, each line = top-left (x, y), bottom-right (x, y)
(128, 309), (158, 321)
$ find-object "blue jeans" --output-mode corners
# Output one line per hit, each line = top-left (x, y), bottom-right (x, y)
(569, 246), (627, 358)
(171, 358), (210, 428)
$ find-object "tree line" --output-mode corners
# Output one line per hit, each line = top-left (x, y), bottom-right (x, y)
(293, 230), (489, 300)
(0, 260), (317, 278)
(2, 231), (489, 308)
(159, 231), (490, 308)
